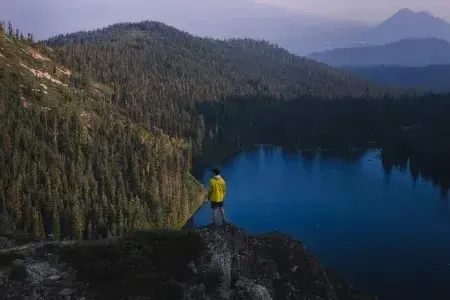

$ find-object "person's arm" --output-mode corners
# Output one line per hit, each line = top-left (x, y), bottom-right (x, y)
(222, 180), (226, 198)
(206, 179), (213, 201)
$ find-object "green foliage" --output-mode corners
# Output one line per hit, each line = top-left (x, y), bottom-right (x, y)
(0, 28), (203, 240)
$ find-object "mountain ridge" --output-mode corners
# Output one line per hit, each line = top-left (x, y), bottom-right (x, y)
(46, 20), (396, 103)
(309, 37), (450, 67)
(358, 8), (450, 45)
(343, 64), (450, 92)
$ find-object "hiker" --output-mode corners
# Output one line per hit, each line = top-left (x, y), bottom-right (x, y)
(207, 168), (227, 225)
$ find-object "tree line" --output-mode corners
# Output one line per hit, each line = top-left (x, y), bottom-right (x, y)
(196, 93), (450, 194)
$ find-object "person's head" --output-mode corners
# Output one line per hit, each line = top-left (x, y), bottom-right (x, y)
(212, 168), (220, 176)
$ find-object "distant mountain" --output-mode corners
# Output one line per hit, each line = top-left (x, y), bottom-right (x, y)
(4, 4), (450, 55)
(0, 0), (369, 55)
(344, 65), (450, 92)
(360, 8), (450, 45)
(308, 38), (450, 67)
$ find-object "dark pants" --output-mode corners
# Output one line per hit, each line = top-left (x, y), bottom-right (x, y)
(210, 201), (224, 209)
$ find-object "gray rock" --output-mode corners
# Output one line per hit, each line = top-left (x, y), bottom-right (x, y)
(58, 288), (74, 296)
(47, 274), (61, 281)
(187, 261), (198, 275)
(197, 228), (233, 298)
(13, 259), (24, 265)
(0, 223), (375, 300)
(45, 274), (61, 284)
(27, 289), (39, 300)
(235, 278), (272, 300)
(26, 261), (58, 284)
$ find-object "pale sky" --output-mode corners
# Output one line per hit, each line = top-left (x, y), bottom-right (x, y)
(258, 0), (450, 22)
(1, 0), (449, 40)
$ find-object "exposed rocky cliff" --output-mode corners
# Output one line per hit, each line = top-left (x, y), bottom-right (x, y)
(0, 224), (376, 300)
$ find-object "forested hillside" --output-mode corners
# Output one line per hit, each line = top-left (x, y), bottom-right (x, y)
(309, 38), (450, 67)
(344, 65), (450, 92)
(46, 22), (401, 141)
(0, 24), (203, 240)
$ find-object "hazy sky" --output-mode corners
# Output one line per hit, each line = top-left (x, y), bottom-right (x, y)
(1, 0), (449, 40)
(259, 0), (450, 22)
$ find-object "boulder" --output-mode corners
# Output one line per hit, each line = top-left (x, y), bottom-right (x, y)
(58, 288), (75, 296)
(235, 278), (273, 300)
(26, 261), (59, 284)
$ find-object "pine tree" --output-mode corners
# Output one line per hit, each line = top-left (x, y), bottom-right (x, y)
(52, 212), (61, 240)
(87, 221), (93, 240)
(7, 21), (13, 36)
(0, 181), (6, 214)
(9, 175), (23, 224)
(118, 210), (125, 236)
(71, 204), (84, 240)
(27, 33), (34, 43)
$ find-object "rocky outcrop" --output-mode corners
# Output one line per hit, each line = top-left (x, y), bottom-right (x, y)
(0, 224), (376, 300)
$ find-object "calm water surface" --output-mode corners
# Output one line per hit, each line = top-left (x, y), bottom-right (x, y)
(190, 147), (450, 300)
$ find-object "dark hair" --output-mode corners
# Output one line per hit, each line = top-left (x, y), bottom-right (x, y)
(212, 168), (220, 175)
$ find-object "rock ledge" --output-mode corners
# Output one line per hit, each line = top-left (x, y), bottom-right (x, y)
(0, 224), (377, 300)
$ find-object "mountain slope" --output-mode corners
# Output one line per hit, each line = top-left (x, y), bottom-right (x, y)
(344, 65), (450, 92)
(0, 28), (203, 240)
(360, 8), (450, 45)
(46, 21), (392, 108)
(309, 38), (450, 67)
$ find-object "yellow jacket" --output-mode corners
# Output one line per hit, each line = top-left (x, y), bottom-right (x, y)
(208, 175), (226, 203)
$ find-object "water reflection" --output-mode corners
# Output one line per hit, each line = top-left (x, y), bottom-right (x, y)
(190, 146), (450, 300)
(300, 151), (314, 174)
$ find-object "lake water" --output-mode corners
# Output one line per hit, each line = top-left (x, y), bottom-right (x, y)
(188, 147), (450, 300)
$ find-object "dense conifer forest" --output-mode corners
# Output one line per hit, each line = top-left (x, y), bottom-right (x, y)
(0, 22), (202, 240)
(46, 21), (404, 146)
(1, 20), (450, 240)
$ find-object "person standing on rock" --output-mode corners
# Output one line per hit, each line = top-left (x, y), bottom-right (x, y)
(207, 168), (227, 225)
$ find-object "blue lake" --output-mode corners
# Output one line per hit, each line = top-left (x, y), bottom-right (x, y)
(189, 147), (450, 300)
